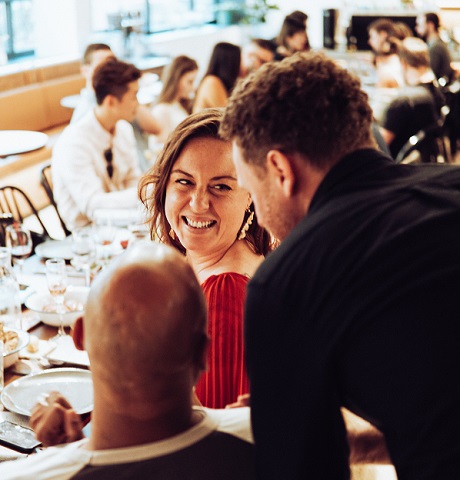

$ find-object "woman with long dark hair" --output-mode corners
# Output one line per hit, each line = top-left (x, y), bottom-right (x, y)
(193, 42), (241, 113)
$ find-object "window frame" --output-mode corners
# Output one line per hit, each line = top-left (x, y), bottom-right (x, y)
(0, 0), (34, 60)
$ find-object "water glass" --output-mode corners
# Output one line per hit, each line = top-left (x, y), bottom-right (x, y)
(72, 227), (96, 286)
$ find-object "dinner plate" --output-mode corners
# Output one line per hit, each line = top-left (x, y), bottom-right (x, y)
(1, 368), (93, 416)
(35, 237), (73, 260)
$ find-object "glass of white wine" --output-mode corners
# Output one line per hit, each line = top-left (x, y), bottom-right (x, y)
(45, 258), (68, 341)
(5, 224), (32, 278)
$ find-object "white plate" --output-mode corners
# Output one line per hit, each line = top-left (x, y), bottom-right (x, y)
(3, 329), (30, 369)
(1, 368), (93, 416)
(24, 286), (89, 327)
(19, 284), (34, 305)
(35, 237), (73, 260)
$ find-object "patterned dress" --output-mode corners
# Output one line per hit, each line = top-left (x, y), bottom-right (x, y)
(195, 272), (250, 408)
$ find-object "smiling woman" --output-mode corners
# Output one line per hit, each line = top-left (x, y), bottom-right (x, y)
(139, 108), (273, 408)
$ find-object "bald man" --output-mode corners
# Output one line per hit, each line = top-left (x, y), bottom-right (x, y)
(0, 244), (254, 480)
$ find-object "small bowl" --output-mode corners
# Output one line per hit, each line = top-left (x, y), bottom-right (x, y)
(25, 286), (90, 327)
(3, 329), (30, 369)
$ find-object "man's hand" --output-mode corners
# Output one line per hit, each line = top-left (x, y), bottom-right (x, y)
(30, 391), (85, 447)
(226, 393), (251, 409)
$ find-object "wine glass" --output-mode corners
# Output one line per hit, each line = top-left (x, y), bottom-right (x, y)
(72, 227), (96, 287)
(93, 216), (116, 266)
(5, 224), (32, 278)
(45, 258), (68, 341)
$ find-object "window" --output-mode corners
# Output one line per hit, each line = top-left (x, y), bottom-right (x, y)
(0, 0), (34, 60)
(92, 0), (219, 35)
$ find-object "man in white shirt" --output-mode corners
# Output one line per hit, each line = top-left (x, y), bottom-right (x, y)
(72, 43), (161, 173)
(52, 58), (143, 231)
(0, 243), (254, 479)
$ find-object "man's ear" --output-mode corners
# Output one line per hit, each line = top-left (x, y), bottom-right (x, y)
(266, 150), (297, 197)
(72, 317), (85, 351)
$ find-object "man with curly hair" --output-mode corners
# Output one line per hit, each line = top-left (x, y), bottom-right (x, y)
(220, 52), (460, 480)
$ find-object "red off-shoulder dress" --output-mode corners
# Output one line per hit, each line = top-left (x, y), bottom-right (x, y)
(195, 272), (250, 408)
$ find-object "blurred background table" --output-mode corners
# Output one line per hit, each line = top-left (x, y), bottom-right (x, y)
(0, 130), (49, 158)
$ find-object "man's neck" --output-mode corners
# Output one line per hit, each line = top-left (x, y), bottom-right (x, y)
(86, 396), (201, 451)
(94, 106), (117, 134)
(427, 31), (439, 43)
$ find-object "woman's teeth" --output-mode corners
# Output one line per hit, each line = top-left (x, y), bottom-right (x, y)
(184, 217), (215, 229)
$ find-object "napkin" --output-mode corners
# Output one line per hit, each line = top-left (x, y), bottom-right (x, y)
(45, 336), (90, 368)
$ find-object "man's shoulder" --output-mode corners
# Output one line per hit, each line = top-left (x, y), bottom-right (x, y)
(203, 407), (253, 444)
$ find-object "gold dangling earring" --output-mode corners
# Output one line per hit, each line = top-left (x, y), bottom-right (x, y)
(169, 228), (176, 240)
(238, 209), (254, 240)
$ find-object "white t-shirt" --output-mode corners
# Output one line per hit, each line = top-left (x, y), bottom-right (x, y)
(0, 408), (253, 480)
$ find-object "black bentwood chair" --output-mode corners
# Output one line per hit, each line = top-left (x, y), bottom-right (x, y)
(40, 164), (71, 236)
(0, 186), (51, 248)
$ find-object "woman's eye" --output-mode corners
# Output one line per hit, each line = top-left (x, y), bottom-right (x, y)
(213, 184), (231, 191)
(176, 179), (192, 186)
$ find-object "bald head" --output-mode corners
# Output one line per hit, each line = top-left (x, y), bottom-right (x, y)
(84, 243), (207, 408)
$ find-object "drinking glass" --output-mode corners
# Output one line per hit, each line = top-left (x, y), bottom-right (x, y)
(93, 216), (116, 266)
(72, 227), (96, 287)
(5, 224), (32, 277)
(45, 258), (68, 341)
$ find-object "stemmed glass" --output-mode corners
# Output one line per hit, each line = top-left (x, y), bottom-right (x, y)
(45, 258), (68, 341)
(93, 216), (116, 266)
(72, 227), (96, 287)
(5, 224), (32, 278)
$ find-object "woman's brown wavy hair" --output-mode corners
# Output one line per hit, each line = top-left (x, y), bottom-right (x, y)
(138, 108), (273, 256)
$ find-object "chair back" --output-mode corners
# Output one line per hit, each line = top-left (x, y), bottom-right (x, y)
(395, 112), (450, 165)
(40, 164), (71, 236)
(0, 186), (51, 248)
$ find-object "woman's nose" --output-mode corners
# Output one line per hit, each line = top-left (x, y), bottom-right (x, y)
(190, 189), (209, 211)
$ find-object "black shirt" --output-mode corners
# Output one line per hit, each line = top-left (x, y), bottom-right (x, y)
(382, 83), (444, 159)
(245, 149), (460, 480)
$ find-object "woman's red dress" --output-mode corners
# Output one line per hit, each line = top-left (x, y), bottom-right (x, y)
(195, 272), (250, 408)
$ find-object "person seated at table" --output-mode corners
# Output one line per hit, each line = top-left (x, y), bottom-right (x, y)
(274, 13), (310, 61)
(367, 18), (405, 88)
(149, 55), (198, 145)
(0, 243), (255, 479)
(72, 43), (162, 172)
(240, 38), (275, 78)
(52, 58), (142, 231)
(416, 12), (454, 84)
(139, 109), (273, 408)
(192, 43), (241, 113)
(380, 37), (445, 160)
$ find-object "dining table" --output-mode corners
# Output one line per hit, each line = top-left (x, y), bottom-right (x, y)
(0, 248), (93, 460)
(0, 130), (49, 158)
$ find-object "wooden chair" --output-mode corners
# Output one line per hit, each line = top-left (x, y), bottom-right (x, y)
(40, 163), (71, 236)
(0, 186), (51, 248)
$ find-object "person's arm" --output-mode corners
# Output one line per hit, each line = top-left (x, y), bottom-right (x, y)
(379, 126), (395, 146)
(30, 392), (85, 447)
(342, 408), (391, 464)
(193, 76), (228, 112)
(134, 104), (161, 135)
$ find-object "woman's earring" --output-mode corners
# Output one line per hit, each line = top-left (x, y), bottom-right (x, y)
(238, 209), (254, 240)
(169, 228), (176, 240)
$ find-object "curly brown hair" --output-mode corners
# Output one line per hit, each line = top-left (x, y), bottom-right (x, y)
(220, 52), (374, 170)
(138, 108), (272, 256)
